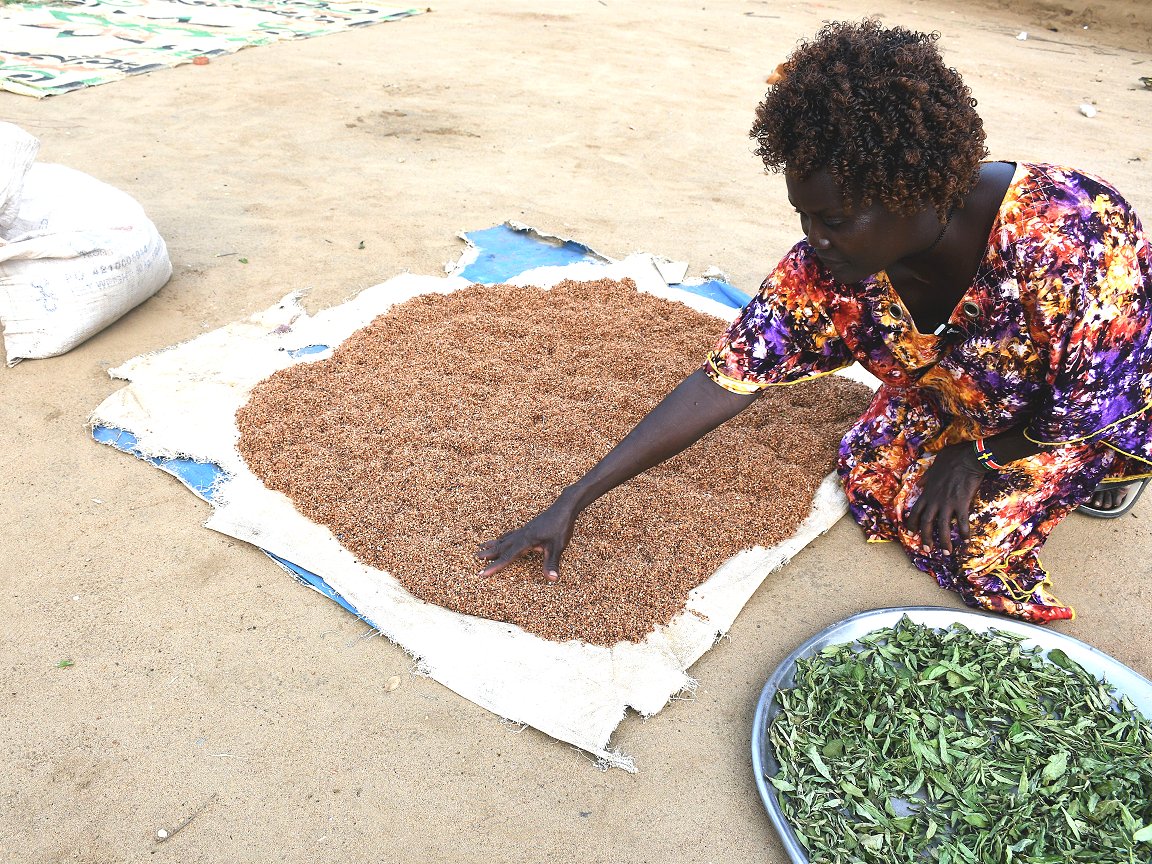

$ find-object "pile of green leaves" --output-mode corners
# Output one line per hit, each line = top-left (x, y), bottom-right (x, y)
(767, 617), (1152, 864)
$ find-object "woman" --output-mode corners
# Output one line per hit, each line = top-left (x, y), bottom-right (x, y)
(478, 20), (1152, 624)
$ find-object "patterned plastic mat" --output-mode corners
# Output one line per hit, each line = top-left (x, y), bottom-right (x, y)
(0, 0), (423, 97)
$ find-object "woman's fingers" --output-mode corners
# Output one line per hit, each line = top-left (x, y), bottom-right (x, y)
(542, 545), (562, 581)
(906, 444), (987, 553)
(477, 533), (563, 580)
(476, 536), (508, 559)
(906, 495), (932, 544)
(955, 507), (971, 543)
(907, 504), (926, 538)
(908, 497), (971, 554)
(935, 508), (954, 554)
(478, 555), (516, 578)
(477, 502), (576, 581)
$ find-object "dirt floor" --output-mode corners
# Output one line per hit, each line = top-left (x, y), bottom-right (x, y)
(2, 0), (1151, 861)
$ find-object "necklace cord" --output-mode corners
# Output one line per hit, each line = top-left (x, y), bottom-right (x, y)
(925, 206), (956, 254)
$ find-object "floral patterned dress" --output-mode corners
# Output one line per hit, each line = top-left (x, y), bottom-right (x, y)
(704, 163), (1152, 623)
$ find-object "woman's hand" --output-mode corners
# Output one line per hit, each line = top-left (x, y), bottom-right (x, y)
(477, 494), (579, 581)
(906, 441), (987, 554)
(476, 369), (758, 582)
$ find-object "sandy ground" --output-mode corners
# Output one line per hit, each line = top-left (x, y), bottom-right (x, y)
(2, 0), (1151, 861)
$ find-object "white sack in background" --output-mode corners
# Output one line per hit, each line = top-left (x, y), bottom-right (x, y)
(90, 256), (855, 770)
(0, 122), (40, 230)
(0, 162), (172, 365)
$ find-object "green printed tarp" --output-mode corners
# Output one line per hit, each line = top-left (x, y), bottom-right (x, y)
(0, 0), (424, 97)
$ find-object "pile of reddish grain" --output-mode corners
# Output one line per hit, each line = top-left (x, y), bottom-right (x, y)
(235, 278), (871, 646)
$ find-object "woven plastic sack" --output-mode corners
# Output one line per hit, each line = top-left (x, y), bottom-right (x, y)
(0, 161), (172, 365)
(0, 123), (40, 230)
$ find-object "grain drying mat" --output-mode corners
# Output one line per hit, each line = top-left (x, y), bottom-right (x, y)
(0, 0), (424, 97)
(90, 225), (875, 769)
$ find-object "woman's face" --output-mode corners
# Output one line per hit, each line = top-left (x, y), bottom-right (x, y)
(785, 168), (940, 283)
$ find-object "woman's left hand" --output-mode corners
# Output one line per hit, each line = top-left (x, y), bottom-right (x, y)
(906, 442), (987, 554)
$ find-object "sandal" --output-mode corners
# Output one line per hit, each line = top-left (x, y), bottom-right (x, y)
(1077, 477), (1150, 519)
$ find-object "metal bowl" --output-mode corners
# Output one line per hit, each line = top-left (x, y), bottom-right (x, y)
(750, 606), (1152, 864)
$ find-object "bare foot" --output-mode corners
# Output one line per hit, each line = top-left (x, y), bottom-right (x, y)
(1080, 479), (1148, 518)
(1088, 485), (1130, 511)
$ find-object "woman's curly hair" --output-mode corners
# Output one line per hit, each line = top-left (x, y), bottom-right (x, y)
(752, 20), (987, 218)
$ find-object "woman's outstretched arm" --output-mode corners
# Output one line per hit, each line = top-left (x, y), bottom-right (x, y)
(477, 368), (758, 580)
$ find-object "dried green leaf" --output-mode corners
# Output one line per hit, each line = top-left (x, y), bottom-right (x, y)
(1042, 751), (1068, 783)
